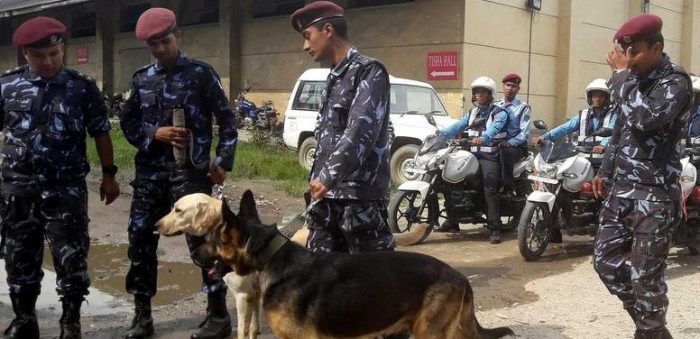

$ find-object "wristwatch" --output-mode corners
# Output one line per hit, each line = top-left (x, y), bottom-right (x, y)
(102, 164), (118, 176)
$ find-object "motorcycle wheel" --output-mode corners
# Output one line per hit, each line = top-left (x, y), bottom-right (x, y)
(517, 201), (552, 261)
(388, 190), (434, 244)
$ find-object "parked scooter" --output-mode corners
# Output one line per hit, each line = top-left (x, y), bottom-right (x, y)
(517, 120), (611, 260)
(387, 114), (533, 244)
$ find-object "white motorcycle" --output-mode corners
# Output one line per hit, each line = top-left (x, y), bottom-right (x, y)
(388, 114), (533, 243)
(517, 120), (611, 260)
(677, 137), (700, 254)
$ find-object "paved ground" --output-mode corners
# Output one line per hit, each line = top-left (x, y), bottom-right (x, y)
(0, 174), (698, 338)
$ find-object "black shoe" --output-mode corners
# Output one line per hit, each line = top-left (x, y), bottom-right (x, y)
(489, 230), (502, 244)
(499, 188), (516, 200)
(634, 327), (673, 339)
(433, 221), (460, 233)
(550, 228), (563, 243)
(59, 294), (84, 339)
(191, 290), (232, 339)
(3, 292), (39, 339)
(125, 295), (154, 339)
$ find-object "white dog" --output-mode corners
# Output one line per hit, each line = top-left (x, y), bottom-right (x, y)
(155, 193), (429, 339)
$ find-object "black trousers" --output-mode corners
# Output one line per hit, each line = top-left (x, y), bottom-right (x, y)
(499, 146), (527, 189)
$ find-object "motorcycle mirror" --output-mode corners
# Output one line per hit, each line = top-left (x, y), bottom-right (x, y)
(533, 120), (548, 130)
(425, 113), (437, 126)
(469, 117), (486, 129)
(591, 127), (613, 138)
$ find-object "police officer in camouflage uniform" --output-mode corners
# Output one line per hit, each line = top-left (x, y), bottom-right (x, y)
(591, 14), (693, 339)
(119, 8), (237, 339)
(434, 76), (509, 244)
(0, 17), (120, 339)
(291, 1), (395, 255)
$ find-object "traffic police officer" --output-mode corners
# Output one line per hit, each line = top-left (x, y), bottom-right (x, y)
(591, 14), (693, 339)
(435, 76), (509, 244)
(535, 78), (617, 155)
(120, 8), (237, 339)
(0, 16), (119, 339)
(494, 73), (531, 199)
(291, 1), (396, 255)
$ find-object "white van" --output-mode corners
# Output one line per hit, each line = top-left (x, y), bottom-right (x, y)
(283, 68), (456, 184)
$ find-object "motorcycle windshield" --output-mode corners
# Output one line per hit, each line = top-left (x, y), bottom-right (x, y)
(418, 135), (447, 155)
(540, 139), (577, 163)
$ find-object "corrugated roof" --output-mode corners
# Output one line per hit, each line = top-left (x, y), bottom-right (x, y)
(0, 0), (92, 17)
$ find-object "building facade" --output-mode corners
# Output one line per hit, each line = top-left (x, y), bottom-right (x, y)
(0, 0), (698, 126)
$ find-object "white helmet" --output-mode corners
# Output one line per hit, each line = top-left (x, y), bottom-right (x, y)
(691, 75), (700, 93)
(585, 78), (609, 95)
(470, 76), (497, 95)
(585, 78), (610, 106)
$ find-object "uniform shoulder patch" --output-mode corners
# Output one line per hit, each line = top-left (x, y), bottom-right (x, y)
(190, 58), (214, 70)
(65, 68), (96, 83)
(132, 63), (153, 77)
(2, 65), (27, 77)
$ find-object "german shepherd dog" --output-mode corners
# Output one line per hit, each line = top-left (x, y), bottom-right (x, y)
(156, 192), (430, 339)
(204, 190), (514, 339)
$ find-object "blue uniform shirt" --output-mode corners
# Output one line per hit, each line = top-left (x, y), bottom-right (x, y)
(439, 105), (508, 145)
(543, 107), (617, 146)
(495, 97), (530, 146)
(120, 52), (237, 180)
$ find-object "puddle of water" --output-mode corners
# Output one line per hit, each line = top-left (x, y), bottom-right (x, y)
(0, 242), (209, 315)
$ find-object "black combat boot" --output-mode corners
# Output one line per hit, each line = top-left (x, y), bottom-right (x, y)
(125, 295), (154, 339)
(434, 220), (460, 233)
(59, 294), (83, 339)
(634, 327), (673, 339)
(191, 290), (231, 339)
(3, 292), (39, 339)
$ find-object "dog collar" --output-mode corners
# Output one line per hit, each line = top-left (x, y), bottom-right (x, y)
(258, 233), (289, 267)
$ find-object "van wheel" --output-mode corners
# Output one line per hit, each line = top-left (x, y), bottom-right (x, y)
(390, 144), (420, 185)
(298, 137), (317, 171)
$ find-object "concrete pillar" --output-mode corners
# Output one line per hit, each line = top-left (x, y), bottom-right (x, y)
(220, 0), (243, 99)
(680, 0), (699, 72)
(95, 0), (115, 93)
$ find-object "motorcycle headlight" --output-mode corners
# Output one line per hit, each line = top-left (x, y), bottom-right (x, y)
(414, 154), (431, 169)
(536, 156), (558, 178)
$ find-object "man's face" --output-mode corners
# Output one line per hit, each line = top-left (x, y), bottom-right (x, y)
(146, 32), (180, 64)
(302, 24), (331, 63)
(623, 40), (662, 75)
(473, 88), (491, 106)
(503, 82), (520, 100)
(589, 91), (607, 108)
(23, 44), (64, 78)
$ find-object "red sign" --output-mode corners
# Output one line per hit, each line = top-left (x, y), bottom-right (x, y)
(427, 51), (459, 81)
(77, 47), (89, 64)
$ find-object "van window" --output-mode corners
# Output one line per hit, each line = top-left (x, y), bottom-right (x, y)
(391, 85), (448, 116)
(293, 81), (325, 111)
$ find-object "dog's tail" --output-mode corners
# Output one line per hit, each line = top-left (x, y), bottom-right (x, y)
(393, 223), (430, 247)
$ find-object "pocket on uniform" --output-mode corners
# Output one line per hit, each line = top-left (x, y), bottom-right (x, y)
(330, 106), (349, 130)
(3, 98), (33, 129)
(341, 202), (385, 234)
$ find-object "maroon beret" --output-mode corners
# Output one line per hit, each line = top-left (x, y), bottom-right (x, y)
(502, 73), (521, 84)
(12, 16), (66, 48)
(614, 14), (663, 45)
(135, 7), (177, 40)
(291, 1), (344, 33)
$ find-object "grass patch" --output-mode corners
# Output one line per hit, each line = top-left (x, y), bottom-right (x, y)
(87, 125), (308, 197)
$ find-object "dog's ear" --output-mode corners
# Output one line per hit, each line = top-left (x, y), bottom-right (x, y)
(238, 190), (260, 222)
(221, 198), (237, 222)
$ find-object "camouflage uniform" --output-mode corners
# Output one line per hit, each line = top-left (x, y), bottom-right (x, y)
(0, 65), (111, 298)
(594, 54), (692, 332)
(306, 47), (395, 254)
(120, 52), (237, 296)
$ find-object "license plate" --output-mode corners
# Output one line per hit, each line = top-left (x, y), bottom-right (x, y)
(527, 175), (558, 184)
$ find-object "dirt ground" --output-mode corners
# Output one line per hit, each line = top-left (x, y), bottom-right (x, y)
(1, 174), (699, 339)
